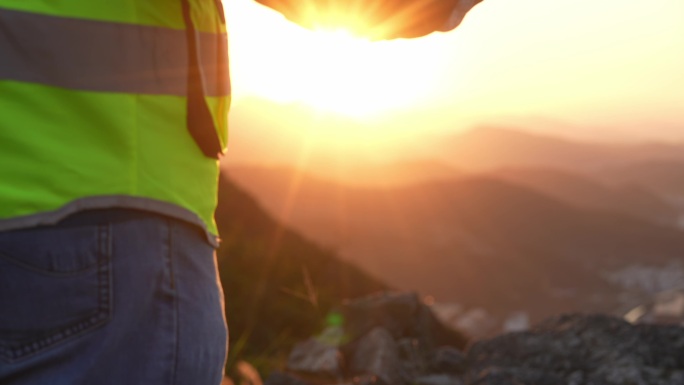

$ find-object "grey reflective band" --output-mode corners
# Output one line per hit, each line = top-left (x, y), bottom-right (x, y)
(0, 7), (230, 97)
(0, 196), (219, 248)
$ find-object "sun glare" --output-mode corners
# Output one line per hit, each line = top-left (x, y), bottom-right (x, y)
(290, 28), (383, 117)
(227, 0), (446, 118)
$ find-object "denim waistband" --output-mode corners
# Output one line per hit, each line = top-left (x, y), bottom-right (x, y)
(59, 208), (187, 228)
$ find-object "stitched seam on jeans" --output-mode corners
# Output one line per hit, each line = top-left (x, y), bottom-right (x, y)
(168, 219), (180, 385)
(0, 251), (100, 276)
(0, 224), (113, 362)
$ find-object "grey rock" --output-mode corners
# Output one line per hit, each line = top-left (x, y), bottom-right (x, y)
(341, 291), (467, 350)
(566, 370), (584, 385)
(337, 374), (385, 385)
(414, 374), (463, 385)
(263, 372), (310, 385)
(350, 327), (407, 385)
(431, 346), (466, 374)
(286, 337), (343, 377)
(397, 337), (429, 378)
(467, 366), (565, 385)
(666, 370), (684, 385)
(466, 313), (684, 385)
(397, 337), (423, 362)
(341, 292), (421, 339)
(278, 298), (684, 385)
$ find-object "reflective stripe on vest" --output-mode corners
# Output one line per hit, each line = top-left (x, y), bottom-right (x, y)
(0, 8), (229, 97)
(0, 1), (229, 238)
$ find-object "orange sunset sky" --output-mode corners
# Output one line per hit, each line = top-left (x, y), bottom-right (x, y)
(222, 0), (684, 164)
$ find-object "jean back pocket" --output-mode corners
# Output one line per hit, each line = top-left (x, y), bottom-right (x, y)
(0, 223), (112, 362)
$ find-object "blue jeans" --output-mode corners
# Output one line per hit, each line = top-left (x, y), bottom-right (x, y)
(0, 209), (228, 385)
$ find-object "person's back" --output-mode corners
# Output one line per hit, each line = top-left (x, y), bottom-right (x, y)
(0, 0), (229, 239)
(0, 1), (482, 384)
(0, 2), (230, 384)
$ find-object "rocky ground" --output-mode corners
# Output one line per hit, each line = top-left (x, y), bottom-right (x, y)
(263, 292), (684, 385)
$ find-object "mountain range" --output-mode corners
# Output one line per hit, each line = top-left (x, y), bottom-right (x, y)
(435, 126), (684, 173)
(224, 127), (684, 336)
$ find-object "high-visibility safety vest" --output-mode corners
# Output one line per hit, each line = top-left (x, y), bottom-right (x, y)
(0, 0), (229, 245)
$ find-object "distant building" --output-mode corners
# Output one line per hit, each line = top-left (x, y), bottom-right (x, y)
(624, 289), (684, 326)
(503, 311), (531, 333)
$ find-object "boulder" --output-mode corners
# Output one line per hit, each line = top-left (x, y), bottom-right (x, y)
(467, 367), (565, 385)
(466, 313), (684, 385)
(349, 327), (408, 385)
(397, 337), (429, 377)
(337, 374), (385, 385)
(264, 371), (310, 385)
(276, 291), (684, 385)
(340, 291), (468, 350)
(279, 291), (470, 384)
(414, 374), (463, 385)
(430, 346), (466, 375)
(286, 336), (344, 378)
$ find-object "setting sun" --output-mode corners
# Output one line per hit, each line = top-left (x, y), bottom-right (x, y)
(269, 27), (437, 117)
(226, 0), (449, 117)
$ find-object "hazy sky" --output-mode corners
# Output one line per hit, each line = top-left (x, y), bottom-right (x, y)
(223, 0), (684, 158)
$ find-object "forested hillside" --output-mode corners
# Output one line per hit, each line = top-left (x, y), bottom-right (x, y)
(213, 174), (388, 370)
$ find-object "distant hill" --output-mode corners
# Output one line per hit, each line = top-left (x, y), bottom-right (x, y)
(489, 168), (678, 226)
(214, 174), (387, 368)
(438, 126), (684, 173)
(228, 159), (459, 189)
(227, 165), (684, 329)
(596, 160), (684, 208)
(322, 159), (461, 187)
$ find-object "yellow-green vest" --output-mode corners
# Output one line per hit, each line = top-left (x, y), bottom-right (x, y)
(0, 0), (229, 244)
